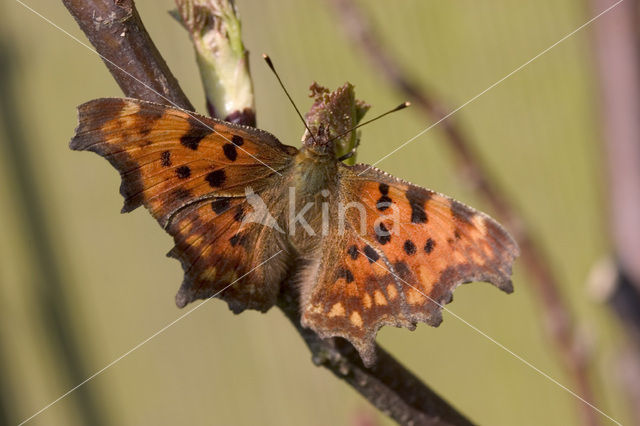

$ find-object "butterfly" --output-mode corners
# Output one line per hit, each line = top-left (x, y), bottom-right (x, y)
(70, 86), (519, 366)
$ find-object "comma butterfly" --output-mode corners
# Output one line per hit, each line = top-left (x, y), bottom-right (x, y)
(70, 83), (519, 366)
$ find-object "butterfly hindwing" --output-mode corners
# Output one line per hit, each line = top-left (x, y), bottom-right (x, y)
(71, 98), (296, 312)
(301, 163), (519, 365)
(166, 190), (290, 312)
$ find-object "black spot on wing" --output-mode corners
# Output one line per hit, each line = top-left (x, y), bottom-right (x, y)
(223, 143), (238, 161)
(406, 187), (429, 224)
(376, 195), (392, 211)
(205, 170), (226, 187)
(337, 268), (355, 283)
(211, 198), (231, 215)
(233, 206), (245, 222)
(347, 245), (359, 260)
(375, 222), (391, 245)
(363, 245), (379, 263)
(180, 117), (212, 150)
(424, 238), (436, 254)
(229, 233), (247, 247)
(161, 151), (171, 167)
(176, 165), (191, 179)
(232, 135), (244, 146)
(403, 240), (416, 255)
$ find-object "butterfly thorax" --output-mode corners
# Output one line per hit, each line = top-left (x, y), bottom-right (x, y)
(287, 137), (339, 252)
(295, 122), (339, 190)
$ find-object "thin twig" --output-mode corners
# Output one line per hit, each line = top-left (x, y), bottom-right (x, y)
(63, 0), (474, 424)
(324, 0), (599, 424)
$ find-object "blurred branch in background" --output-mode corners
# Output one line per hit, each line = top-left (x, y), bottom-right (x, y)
(590, 0), (640, 423)
(324, 0), (601, 424)
(62, 0), (474, 424)
(0, 28), (17, 426)
(0, 32), (106, 426)
(0, 331), (14, 426)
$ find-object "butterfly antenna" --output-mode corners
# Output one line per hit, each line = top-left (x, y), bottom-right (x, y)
(328, 101), (411, 144)
(262, 54), (317, 143)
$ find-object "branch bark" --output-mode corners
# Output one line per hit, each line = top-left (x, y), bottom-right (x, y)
(63, 0), (473, 424)
(277, 283), (473, 426)
(63, 0), (193, 110)
(324, 0), (600, 424)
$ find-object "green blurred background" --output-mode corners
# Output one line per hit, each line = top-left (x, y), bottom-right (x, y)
(0, 0), (628, 425)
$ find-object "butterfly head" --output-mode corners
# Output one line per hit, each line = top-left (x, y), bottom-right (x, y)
(303, 123), (336, 157)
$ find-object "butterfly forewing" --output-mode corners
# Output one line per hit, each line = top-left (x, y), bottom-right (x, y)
(71, 98), (296, 312)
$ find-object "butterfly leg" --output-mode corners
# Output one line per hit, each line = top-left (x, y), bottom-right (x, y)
(337, 137), (361, 162)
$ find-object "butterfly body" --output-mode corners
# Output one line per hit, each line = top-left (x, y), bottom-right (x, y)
(293, 127), (339, 186)
(71, 96), (518, 366)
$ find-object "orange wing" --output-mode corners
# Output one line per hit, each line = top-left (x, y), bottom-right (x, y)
(71, 98), (295, 312)
(301, 164), (519, 366)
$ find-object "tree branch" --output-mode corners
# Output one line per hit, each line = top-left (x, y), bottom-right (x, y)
(277, 283), (473, 426)
(324, 0), (600, 424)
(63, 0), (193, 110)
(64, 0), (473, 424)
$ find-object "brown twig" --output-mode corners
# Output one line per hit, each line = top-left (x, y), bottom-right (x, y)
(63, 0), (193, 110)
(278, 284), (473, 426)
(325, 0), (600, 424)
(63, 0), (474, 424)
